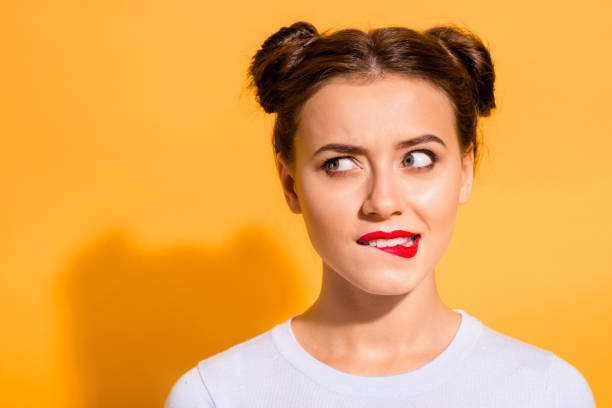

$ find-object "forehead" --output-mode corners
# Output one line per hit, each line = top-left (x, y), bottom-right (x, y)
(295, 74), (457, 152)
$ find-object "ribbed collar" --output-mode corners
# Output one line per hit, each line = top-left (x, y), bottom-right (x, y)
(271, 309), (483, 398)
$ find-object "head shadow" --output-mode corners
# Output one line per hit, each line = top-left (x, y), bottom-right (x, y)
(56, 225), (310, 408)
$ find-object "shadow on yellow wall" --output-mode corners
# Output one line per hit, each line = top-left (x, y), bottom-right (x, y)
(57, 226), (311, 408)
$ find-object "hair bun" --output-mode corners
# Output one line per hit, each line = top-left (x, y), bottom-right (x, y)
(261, 21), (318, 50)
(248, 21), (319, 113)
(425, 25), (496, 117)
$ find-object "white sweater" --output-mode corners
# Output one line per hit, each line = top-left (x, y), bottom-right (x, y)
(165, 309), (595, 407)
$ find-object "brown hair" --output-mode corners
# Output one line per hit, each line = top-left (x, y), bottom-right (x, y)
(247, 21), (496, 172)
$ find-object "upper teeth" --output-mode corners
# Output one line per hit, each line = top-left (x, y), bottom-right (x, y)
(364, 236), (417, 248)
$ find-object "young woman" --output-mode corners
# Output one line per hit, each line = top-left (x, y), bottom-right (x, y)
(165, 21), (595, 407)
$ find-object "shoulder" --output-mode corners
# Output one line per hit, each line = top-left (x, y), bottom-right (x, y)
(545, 352), (596, 407)
(195, 329), (279, 379)
(471, 322), (594, 406)
(474, 324), (555, 369)
(164, 366), (215, 408)
(164, 328), (279, 407)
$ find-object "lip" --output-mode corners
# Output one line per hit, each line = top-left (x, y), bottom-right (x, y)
(357, 230), (418, 242)
(357, 230), (421, 259)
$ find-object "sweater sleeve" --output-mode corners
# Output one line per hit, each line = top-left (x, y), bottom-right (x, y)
(546, 353), (595, 408)
(164, 366), (215, 408)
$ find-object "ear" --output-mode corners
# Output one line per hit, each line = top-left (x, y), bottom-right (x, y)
(275, 153), (302, 214)
(458, 146), (474, 205)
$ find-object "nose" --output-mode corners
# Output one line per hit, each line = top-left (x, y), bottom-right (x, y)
(360, 166), (406, 219)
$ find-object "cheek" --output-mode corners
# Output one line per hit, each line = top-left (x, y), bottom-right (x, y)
(410, 169), (462, 253)
(295, 173), (361, 251)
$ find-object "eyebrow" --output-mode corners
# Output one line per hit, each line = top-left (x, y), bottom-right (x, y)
(311, 134), (447, 159)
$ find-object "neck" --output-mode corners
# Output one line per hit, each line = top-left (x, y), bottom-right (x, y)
(293, 262), (459, 359)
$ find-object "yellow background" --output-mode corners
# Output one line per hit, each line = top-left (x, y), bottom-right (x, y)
(2, 0), (610, 406)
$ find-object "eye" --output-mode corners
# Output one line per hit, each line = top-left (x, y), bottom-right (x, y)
(322, 156), (357, 174)
(402, 150), (436, 168)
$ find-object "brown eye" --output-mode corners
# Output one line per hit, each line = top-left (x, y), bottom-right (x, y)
(402, 151), (434, 168)
(403, 154), (415, 167)
(327, 159), (339, 170)
(323, 157), (355, 173)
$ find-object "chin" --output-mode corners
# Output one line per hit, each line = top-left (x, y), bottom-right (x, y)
(343, 268), (426, 297)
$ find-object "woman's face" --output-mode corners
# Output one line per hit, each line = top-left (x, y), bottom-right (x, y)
(276, 73), (473, 296)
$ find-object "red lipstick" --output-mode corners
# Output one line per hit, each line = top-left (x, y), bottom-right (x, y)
(358, 230), (418, 241)
(357, 230), (421, 259)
